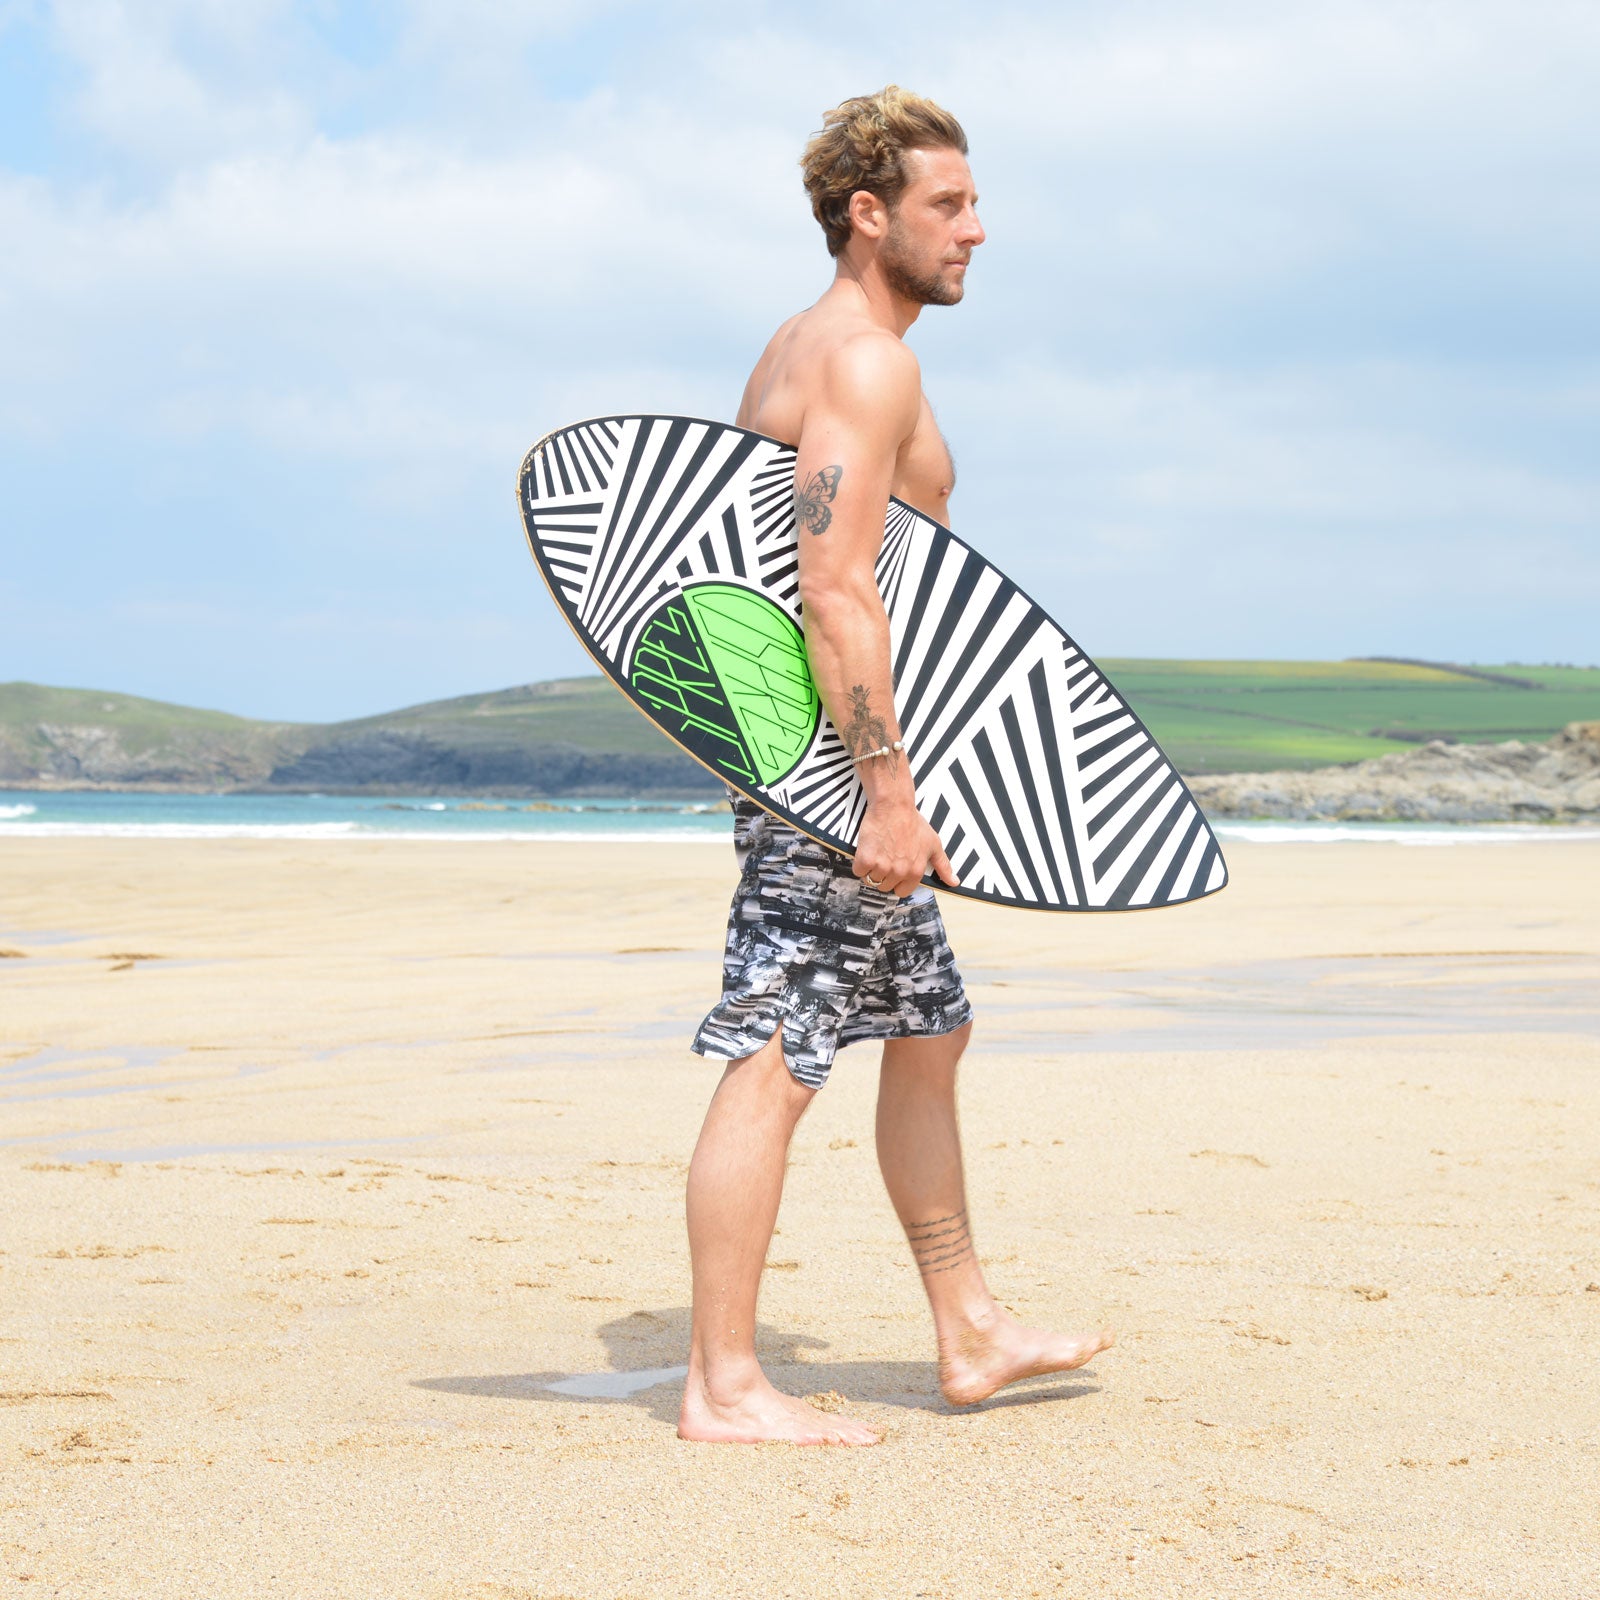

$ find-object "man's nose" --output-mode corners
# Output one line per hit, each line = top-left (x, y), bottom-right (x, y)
(959, 208), (985, 246)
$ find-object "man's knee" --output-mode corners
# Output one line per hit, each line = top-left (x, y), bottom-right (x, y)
(918, 1019), (974, 1055)
(882, 1021), (972, 1075)
(727, 1030), (818, 1117)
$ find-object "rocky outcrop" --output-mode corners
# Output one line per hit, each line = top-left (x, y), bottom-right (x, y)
(1188, 722), (1600, 823)
(266, 734), (720, 796)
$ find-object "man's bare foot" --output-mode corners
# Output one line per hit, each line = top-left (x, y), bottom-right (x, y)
(937, 1309), (1114, 1407)
(678, 1371), (880, 1445)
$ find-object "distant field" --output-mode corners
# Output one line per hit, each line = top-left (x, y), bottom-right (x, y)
(1101, 659), (1600, 772)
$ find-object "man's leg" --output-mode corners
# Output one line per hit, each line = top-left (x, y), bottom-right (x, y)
(679, 1030), (880, 1445)
(875, 1024), (1114, 1406)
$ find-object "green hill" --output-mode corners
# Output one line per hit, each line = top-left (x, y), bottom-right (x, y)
(3, 659), (1597, 790)
(0, 678), (709, 793)
(0, 683), (297, 788)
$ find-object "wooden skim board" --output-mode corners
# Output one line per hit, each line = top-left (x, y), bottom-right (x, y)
(518, 414), (1227, 911)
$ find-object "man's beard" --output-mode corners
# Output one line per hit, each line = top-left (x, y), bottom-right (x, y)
(882, 218), (964, 306)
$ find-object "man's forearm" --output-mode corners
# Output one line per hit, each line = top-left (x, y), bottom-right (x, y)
(801, 587), (916, 810)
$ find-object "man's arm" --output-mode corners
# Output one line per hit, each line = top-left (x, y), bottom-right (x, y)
(793, 334), (957, 897)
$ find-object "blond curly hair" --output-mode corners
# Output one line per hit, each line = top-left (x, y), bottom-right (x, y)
(800, 86), (969, 257)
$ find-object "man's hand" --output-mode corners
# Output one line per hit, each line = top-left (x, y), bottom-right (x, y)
(852, 795), (960, 898)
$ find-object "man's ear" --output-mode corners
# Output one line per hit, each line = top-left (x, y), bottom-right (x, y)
(848, 189), (887, 241)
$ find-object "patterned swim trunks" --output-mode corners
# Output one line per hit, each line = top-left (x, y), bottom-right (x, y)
(691, 797), (973, 1089)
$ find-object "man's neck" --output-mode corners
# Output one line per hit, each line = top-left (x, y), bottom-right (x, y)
(827, 258), (921, 338)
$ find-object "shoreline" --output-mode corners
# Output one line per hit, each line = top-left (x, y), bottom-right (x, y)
(6, 788), (1600, 843)
(4, 809), (1600, 845)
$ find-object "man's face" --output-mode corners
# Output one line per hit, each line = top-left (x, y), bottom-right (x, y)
(879, 147), (985, 307)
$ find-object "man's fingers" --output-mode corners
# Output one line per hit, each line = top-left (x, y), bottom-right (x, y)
(853, 821), (960, 895)
(871, 861), (906, 896)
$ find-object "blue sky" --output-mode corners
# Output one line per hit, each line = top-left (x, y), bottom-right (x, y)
(2, 0), (1597, 722)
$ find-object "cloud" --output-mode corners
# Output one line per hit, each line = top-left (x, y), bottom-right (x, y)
(2, 0), (1598, 715)
(49, 0), (314, 165)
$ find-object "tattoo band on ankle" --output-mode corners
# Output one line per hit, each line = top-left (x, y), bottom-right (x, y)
(906, 1208), (967, 1235)
(907, 1208), (974, 1276)
(906, 1217), (968, 1246)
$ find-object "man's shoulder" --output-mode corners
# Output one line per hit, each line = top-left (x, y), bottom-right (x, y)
(814, 325), (920, 416)
(822, 323), (919, 378)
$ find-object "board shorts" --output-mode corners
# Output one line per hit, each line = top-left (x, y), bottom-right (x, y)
(691, 796), (973, 1089)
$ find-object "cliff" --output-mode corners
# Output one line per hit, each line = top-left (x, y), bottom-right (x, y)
(265, 731), (716, 795)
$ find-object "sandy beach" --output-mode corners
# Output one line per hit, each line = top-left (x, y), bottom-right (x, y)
(3, 833), (1598, 1598)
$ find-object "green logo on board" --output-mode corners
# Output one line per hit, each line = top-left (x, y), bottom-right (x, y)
(628, 583), (820, 787)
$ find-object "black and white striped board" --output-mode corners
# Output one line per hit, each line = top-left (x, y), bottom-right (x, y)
(518, 415), (1227, 912)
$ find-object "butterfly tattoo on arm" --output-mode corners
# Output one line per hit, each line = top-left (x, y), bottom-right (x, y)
(794, 465), (843, 536)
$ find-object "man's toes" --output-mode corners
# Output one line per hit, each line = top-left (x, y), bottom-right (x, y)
(831, 1418), (878, 1445)
(1066, 1330), (1111, 1367)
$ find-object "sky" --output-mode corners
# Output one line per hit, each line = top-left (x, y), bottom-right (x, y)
(2, 0), (1597, 723)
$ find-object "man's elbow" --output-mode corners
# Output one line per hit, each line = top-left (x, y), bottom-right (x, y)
(797, 572), (878, 628)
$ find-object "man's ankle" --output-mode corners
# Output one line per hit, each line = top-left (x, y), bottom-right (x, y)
(934, 1296), (1002, 1346)
(688, 1354), (767, 1408)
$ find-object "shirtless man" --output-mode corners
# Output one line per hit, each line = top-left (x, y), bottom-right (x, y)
(680, 87), (1113, 1446)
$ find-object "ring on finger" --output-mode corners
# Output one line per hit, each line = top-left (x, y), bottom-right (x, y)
(863, 874), (882, 889)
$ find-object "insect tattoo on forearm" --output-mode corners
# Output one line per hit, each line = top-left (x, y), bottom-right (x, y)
(841, 683), (898, 773)
(795, 464), (842, 535)
(905, 1209), (974, 1276)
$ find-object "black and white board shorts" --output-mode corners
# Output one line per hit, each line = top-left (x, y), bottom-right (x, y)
(691, 797), (974, 1089)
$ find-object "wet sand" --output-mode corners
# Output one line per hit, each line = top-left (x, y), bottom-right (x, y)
(3, 835), (1598, 1597)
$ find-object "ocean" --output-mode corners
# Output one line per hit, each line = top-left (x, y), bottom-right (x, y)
(0, 790), (732, 841)
(0, 789), (1595, 845)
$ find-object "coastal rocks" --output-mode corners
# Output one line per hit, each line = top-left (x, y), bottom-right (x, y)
(0, 736), (35, 782)
(1188, 722), (1600, 823)
(32, 723), (133, 782)
(24, 723), (278, 788)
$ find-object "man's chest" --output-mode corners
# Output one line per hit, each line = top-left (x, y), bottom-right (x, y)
(892, 396), (955, 519)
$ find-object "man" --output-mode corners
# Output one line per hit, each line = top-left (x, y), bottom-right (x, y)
(680, 87), (1113, 1446)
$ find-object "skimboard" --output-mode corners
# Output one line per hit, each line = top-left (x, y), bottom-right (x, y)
(517, 414), (1226, 912)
